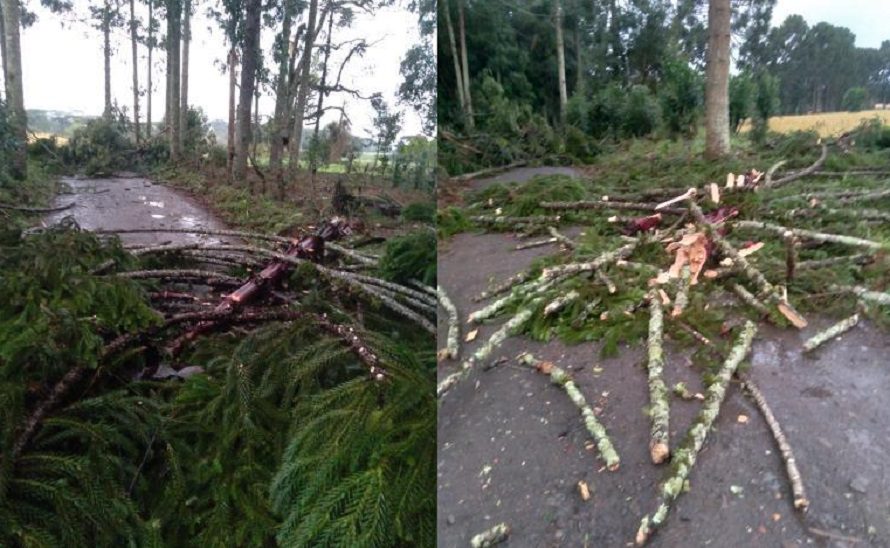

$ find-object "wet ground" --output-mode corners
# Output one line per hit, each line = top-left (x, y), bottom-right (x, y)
(438, 170), (890, 547)
(46, 175), (234, 247)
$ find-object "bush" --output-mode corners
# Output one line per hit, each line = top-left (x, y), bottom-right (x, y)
(855, 118), (890, 149)
(565, 94), (590, 132)
(752, 72), (779, 145)
(622, 85), (660, 138)
(437, 206), (473, 239)
(842, 87), (868, 112)
(63, 114), (134, 175)
(563, 125), (599, 163)
(401, 201), (435, 223)
(660, 60), (702, 138)
(729, 73), (753, 134)
(510, 175), (586, 216)
(588, 84), (627, 139)
(378, 230), (436, 285)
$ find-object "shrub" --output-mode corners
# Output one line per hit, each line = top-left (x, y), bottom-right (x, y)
(564, 125), (599, 163)
(855, 118), (890, 149)
(751, 72), (779, 145)
(729, 73), (753, 134)
(565, 94), (590, 132)
(401, 201), (435, 223)
(588, 84), (627, 139)
(660, 60), (702, 138)
(63, 114), (133, 175)
(622, 85), (660, 138)
(378, 230), (436, 285)
(842, 87), (868, 112)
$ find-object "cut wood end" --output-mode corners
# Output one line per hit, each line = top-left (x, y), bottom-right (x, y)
(650, 443), (670, 464)
(794, 497), (810, 511)
(578, 480), (591, 501)
(536, 361), (554, 375)
(703, 269), (719, 279)
(607, 462), (620, 472)
(670, 306), (683, 318)
(777, 302), (808, 329)
(635, 527), (650, 546)
(658, 289), (671, 305)
(709, 183), (720, 204)
(738, 242), (764, 257)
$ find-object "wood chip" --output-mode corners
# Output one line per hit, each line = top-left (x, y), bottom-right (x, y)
(578, 480), (591, 501)
(736, 174), (746, 187)
(703, 269), (719, 279)
(465, 329), (478, 342)
(709, 183), (721, 204)
(536, 360), (554, 375)
(658, 289), (671, 305)
(655, 188), (695, 210)
(726, 173), (735, 188)
(738, 242), (764, 257)
(737, 414), (749, 424)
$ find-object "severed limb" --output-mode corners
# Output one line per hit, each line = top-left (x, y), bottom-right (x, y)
(646, 292), (670, 464)
(518, 353), (620, 471)
(438, 300), (540, 398)
(544, 290), (580, 316)
(437, 285), (460, 360)
(595, 268), (618, 294)
(541, 239), (641, 280)
(765, 142), (828, 189)
(688, 199), (807, 328)
(515, 237), (558, 250)
(548, 226), (577, 249)
(730, 283), (772, 318)
(797, 253), (871, 270)
(635, 321), (757, 545)
(670, 266), (691, 318)
(468, 275), (567, 324)
(470, 522), (510, 548)
(734, 220), (887, 251)
(831, 284), (890, 306)
(741, 377), (809, 511)
(472, 271), (533, 303)
(541, 199), (686, 216)
(802, 314), (860, 353)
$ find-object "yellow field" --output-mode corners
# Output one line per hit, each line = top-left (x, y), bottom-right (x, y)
(28, 131), (69, 145)
(764, 109), (890, 137)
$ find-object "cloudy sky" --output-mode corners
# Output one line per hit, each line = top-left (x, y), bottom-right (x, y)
(17, 1), (424, 138)
(771, 0), (890, 49)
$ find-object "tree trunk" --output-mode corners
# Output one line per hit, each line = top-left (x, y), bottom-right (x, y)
(232, 0), (261, 182)
(1, 0), (9, 92)
(311, 11), (333, 171)
(554, 0), (567, 124)
(103, 0), (113, 118)
(287, 0), (319, 175)
(704, 0), (731, 159)
(179, 0), (190, 154)
(268, 0), (297, 179)
(167, 0), (182, 162)
(227, 46), (237, 172)
(441, 0), (467, 128)
(129, 0), (140, 143)
(252, 89), (259, 160)
(146, 0), (153, 137)
(574, 21), (583, 95)
(456, 0), (474, 129)
(1, 0), (27, 179)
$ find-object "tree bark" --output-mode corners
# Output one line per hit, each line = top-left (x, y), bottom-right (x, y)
(1, 0), (26, 179)
(268, 0), (298, 179)
(103, 0), (113, 118)
(704, 0), (731, 159)
(456, 0), (474, 129)
(178, 0), (190, 154)
(554, 0), (568, 124)
(287, 0), (320, 175)
(166, 0), (181, 160)
(227, 45), (237, 172)
(232, 0), (261, 181)
(0, 2), (8, 86)
(129, 0), (140, 143)
(441, 0), (467, 128)
(146, 0), (152, 137)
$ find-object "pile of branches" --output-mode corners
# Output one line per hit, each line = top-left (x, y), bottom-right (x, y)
(0, 217), (436, 545)
(438, 141), (890, 545)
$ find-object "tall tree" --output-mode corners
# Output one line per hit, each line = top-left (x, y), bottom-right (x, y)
(287, 0), (319, 173)
(553, 0), (567, 124)
(268, 0), (299, 179)
(456, 0), (473, 128)
(95, 0), (122, 118)
(399, 0), (435, 134)
(232, 0), (261, 181)
(146, 0), (154, 137)
(1, 0), (27, 179)
(704, 0), (731, 158)
(129, 0), (140, 142)
(166, 0), (181, 160)
(441, 0), (467, 128)
(178, 0), (190, 153)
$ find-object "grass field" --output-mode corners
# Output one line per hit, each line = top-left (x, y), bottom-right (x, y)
(764, 109), (890, 137)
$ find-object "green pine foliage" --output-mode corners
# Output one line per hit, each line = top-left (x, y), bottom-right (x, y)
(378, 231), (436, 286)
(1, 221), (435, 546)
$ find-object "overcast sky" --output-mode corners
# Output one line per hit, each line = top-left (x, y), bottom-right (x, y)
(17, 2), (424, 138)
(771, 0), (890, 49)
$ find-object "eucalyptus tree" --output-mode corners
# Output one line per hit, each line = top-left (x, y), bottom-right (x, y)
(704, 0), (731, 158)
(399, 0), (435, 134)
(231, 0), (260, 180)
(1, 0), (27, 179)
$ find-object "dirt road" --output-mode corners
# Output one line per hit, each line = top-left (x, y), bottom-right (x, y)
(438, 170), (890, 548)
(46, 175), (233, 247)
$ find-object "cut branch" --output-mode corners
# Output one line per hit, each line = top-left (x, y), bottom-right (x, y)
(802, 314), (860, 353)
(437, 285), (460, 360)
(646, 292), (670, 464)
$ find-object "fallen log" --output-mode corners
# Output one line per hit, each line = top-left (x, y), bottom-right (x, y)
(802, 314), (860, 353)
(519, 353), (621, 471)
(472, 271), (533, 303)
(541, 239), (641, 280)
(741, 377), (809, 511)
(0, 201), (75, 213)
(646, 292), (670, 464)
(451, 160), (527, 182)
(635, 321), (757, 545)
(734, 220), (887, 251)
(765, 142), (828, 189)
(830, 284), (890, 306)
(437, 286), (460, 360)
(541, 200), (686, 216)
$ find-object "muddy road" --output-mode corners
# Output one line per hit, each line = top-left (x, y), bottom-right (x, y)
(438, 171), (890, 547)
(46, 175), (233, 247)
